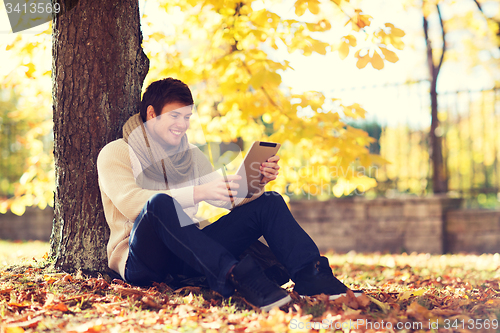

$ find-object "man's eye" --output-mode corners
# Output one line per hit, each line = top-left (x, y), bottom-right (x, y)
(185, 117), (191, 120)
(171, 115), (178, 118)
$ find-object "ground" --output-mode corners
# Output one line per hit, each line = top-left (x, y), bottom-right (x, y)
(0, 241), (499, 332)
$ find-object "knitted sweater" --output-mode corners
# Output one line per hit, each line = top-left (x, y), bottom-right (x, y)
(97, 138), (264, 279)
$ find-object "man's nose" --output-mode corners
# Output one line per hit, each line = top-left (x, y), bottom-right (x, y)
(175, 118), (188, 129)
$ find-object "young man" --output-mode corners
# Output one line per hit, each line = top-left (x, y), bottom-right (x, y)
(97, 77), (358, 311)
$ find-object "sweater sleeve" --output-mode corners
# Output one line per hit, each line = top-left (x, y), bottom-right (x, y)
(193, 149), (266, 210)
(97, 140), (194, 221)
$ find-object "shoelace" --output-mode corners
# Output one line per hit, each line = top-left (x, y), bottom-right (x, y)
(238, 270), (276, 297)
(315, 261), (331, 276)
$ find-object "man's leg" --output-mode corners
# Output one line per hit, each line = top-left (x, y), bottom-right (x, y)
(126, 193), (292, 310)
(201, 191), (321, 280)
(203, 191), (357, 299)
(125, 193), (238, 297)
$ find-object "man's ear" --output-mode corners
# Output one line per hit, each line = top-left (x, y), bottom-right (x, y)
(146, 105), (156, 121)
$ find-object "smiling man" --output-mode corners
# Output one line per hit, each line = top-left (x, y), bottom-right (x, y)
(97, 77), (360, 311)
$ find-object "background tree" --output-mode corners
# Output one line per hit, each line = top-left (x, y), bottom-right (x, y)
(50, 0), (149, 272)
(2, 0), (405, 272)
(142, 0), (403, 218)
(473, 0), (500, 53)
(423, 0), (448, 193)
(0, 94), (30, 200)
(0, 28), (54, 216)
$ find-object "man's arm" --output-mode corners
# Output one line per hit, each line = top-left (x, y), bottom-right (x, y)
(97, 140), (194, 221)
(193, 150), (278, 209)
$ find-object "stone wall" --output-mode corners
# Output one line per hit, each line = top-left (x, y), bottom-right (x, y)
(289, 196), (462, 254)
(2, 198), (500, 254)
(0, 207), (53, 241)
(446, 209), (500, 254)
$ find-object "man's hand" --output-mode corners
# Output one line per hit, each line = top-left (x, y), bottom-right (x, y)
(260, 155), (280, 185)
(194, 175), (241, 204)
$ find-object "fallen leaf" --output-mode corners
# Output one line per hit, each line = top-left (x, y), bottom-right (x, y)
(141, 296), (161, 308)
(47, 302), (69, 312)
(7, 302), (30, 309)
(5, 316), (43, 328)
(406, 301), (430, 322)
(112, 285), (144, 298)
(366, 295), (391, 314)
(355, 293), (371, 308)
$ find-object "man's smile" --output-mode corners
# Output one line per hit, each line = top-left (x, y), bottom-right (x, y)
(170, 129), (183, 136)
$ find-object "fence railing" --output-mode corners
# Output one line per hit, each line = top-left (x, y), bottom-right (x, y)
(333, 81), (500, 207)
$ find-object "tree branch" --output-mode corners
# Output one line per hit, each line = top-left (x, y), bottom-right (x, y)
(241, 61), (284, 114)
(422, 2), (434, 78)
(436, 4), (446, 75)
(332, 3), (364, 31)
(473, 0), (483, 13)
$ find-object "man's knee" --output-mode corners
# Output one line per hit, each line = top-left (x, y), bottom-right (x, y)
(262, 191), (286, 204)
(147, 193), (174, 211)
(146, 193), (186, 220)
(146, 193), (194, 228)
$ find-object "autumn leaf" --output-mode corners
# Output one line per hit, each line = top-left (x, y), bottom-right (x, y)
(46, 302), (69, 312)
(406, 301), (430, 321)
(380, 46), (399, 63)
(294, 0), (308, 16)
(386, 23), (405, 37)
(354, 9), (372, 29)
(370, 51), (384, 69)
(308, 0), (321, 14)
(2, 248), (500, 332)
(338, 35), (356, 60)
(355, 53), (370, 69)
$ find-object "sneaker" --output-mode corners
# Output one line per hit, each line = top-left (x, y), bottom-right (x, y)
(230, 255), (292, 311)
(293, 256), (363, 300)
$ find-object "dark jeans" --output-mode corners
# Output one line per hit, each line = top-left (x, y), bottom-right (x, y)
(124, 191), (320, 297)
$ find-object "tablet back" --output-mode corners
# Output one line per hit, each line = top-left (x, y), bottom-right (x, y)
(233, 141), (281, 198)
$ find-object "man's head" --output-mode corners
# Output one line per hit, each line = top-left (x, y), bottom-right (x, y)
(140, 77), (193, 122)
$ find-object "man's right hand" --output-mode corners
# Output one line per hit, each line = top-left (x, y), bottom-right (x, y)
(194, 175), (241, 204)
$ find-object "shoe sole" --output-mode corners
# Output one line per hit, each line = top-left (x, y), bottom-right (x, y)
(299, 291), (364, 300)
(260, 295), (292, 312)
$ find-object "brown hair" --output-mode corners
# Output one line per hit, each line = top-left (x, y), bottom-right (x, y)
(140, 78), (194, 122)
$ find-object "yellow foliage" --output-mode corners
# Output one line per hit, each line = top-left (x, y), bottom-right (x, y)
(294, 0), (321, 16)
(355, 50), (370, 69)
(380, 46), (399, 63)
(353, 9), (372, 29)
(1, 0), (406, 214)
(338, 41), (350, 60)
(370, 51), (384, 70)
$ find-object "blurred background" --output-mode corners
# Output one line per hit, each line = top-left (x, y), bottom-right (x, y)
(1, 0), (500, 255)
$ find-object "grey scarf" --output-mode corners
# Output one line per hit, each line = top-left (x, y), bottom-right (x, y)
(122, 113), (193, 188)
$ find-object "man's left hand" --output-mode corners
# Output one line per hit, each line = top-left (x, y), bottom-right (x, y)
(260, 155), (280, 185)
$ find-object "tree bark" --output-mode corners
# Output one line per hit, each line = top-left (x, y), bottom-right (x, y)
(51, 0), (149, 272)
(423, 2), (448, 194)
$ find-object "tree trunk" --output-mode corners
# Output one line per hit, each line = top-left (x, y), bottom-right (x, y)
(429, 79), (447, 193)
(423, 2), (448, 194)
(50, 0), (149, 273)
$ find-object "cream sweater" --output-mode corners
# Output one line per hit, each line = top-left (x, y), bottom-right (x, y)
(97, 139), (264, 279)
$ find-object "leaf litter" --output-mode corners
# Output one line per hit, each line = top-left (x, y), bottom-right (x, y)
(0, 250), (499, 332)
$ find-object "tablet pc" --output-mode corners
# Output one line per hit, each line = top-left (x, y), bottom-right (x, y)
(229, 141), (281, 198)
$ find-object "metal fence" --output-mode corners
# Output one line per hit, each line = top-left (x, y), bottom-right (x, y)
(332, 81), (500, 207)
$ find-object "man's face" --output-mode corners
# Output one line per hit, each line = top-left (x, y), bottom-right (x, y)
(147, 102), (193, 147)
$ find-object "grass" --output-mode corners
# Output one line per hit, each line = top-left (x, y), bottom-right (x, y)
(1, 241), (500, 332)
(0, 240), (50, 268)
